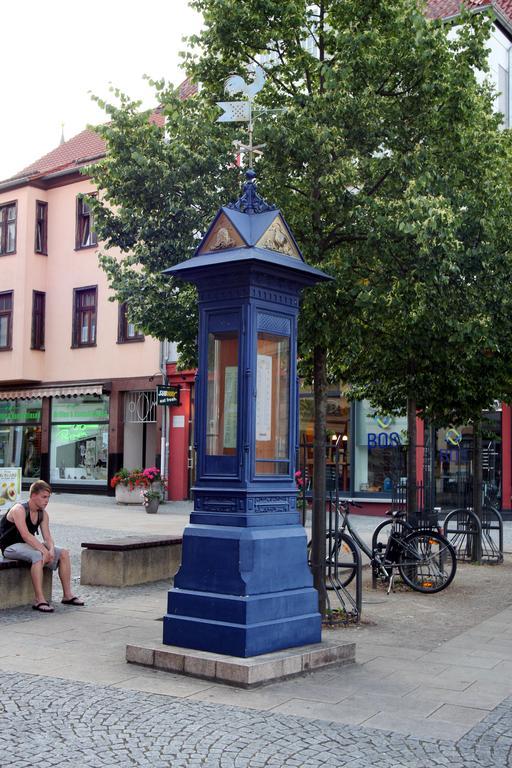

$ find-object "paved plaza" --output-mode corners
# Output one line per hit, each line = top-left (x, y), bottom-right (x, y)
(1, 494), (512, 767)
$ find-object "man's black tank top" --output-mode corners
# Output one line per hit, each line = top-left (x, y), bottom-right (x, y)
(0, 502), (42, 553)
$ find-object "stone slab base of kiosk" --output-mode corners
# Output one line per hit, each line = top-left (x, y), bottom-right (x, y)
(126, 639), (355, 688)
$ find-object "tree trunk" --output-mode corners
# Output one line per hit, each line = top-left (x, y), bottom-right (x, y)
(311, 345), (328, 615)
(472, 423), (483, 562)
(406, 396), (417, 524)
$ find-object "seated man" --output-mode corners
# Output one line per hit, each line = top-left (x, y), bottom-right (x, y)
(0, 480), (84, 613)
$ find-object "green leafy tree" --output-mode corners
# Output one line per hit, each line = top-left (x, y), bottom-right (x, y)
(90, 1), (512, 610)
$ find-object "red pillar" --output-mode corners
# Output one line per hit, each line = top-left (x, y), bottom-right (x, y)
(166, 364), (196, 501)
(502, 404), (511, 512)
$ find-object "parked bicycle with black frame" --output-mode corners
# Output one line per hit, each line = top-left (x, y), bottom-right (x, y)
(308, 499), (457, 594)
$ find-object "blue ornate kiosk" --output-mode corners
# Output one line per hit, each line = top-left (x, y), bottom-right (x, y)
(163, 171), (330, 657)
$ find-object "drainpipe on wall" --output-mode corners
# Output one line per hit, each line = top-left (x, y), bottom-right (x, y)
(159, 340), (170, 499)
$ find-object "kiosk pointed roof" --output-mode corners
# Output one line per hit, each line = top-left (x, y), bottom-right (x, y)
(165, 170), (331, 286)
(195, 170), (304, 261)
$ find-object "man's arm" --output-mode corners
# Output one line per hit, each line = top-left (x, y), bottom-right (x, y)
(39, 511), (55, 559)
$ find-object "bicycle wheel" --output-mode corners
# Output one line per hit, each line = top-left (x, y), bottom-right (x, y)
(308, 533), (358, 588)
(372, 518), (413, 558)
(398, 530), (457, 594)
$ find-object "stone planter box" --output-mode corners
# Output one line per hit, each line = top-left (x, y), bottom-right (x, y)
(115, 482), (163, 505)
(115, 485), (142, 505)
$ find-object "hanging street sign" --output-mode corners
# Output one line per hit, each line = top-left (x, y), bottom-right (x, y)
(156, 385), (181, 407)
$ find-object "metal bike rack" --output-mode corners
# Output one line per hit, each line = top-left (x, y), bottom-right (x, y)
(443, 507), (482, 562)
(481, 505), (504, 564)
(323, 490), (362, 625)
(443, 506), (504, 563)
(326, 528), (363, 624)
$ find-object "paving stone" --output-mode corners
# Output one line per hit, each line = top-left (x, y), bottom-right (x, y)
(1, 671), (512, 767)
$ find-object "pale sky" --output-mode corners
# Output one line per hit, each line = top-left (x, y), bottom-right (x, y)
(1, 0), (203, 180)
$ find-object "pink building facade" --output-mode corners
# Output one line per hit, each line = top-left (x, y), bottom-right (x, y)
(0, 131), (166, 494)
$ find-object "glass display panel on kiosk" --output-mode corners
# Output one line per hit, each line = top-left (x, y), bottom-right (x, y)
(255, 332), (290, 475)
(206, 331), (239, 456)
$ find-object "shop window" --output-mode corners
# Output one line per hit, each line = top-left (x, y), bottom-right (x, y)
(434, 410), (502, 510)
(0, 291), (13, 350)
(31, 291), (45, 350)
(0, 399), (42, 482)
(353, 400), (407, 494)
(49, 395), (109, 485)
(118, 302), (144, 343)
(72, 286), (97, 347)
(0, 202), (16, 255)
(299, 388), (351, 492)
(35, 201), (48, 254)
(76, 195), (97, 249)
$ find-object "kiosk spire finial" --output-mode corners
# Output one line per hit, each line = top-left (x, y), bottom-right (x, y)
(227, 169), (276, 215)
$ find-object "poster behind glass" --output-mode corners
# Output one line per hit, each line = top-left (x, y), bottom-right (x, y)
(206, 331), (238, 456)
(255, 333), (289, 475)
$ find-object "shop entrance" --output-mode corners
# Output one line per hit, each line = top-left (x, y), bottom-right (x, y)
(123, 391), (158, 469)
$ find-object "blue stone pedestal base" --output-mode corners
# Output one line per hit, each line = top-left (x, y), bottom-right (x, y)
(163, 523), (321, 658)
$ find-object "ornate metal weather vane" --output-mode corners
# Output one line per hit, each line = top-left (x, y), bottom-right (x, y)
(216, 63), (267, 168)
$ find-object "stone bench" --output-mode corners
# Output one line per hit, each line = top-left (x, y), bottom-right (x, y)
(80, 536), (182, 588)
(0, 556), (52, 609)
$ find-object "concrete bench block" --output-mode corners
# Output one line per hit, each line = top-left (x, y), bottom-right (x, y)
(0, 558), (52, 609)
(80, 536), (182, 587)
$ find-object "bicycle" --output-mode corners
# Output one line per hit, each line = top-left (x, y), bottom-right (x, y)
(308, 499), (457, 594)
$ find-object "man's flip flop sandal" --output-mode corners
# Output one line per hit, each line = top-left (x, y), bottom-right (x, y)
(61, 597), (85, 606)
(32, 602), (54, 613)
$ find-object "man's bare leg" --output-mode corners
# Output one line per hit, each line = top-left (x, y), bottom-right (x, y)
(57, 549), (75, 601)
(30, 560), (48, 606)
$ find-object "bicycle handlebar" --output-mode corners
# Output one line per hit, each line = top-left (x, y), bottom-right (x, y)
(338, 499), (363, 509)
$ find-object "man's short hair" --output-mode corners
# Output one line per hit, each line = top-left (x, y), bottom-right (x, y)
(29, 480), (52, 496)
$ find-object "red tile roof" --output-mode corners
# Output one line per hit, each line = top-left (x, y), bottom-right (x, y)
(179, 77), (198, 100)
(12, 128), (107, 180)
(9, 109), (166, 183)
(426, 0), (512, 21)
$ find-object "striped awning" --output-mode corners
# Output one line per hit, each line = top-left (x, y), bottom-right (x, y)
(0, 383), (105, 400)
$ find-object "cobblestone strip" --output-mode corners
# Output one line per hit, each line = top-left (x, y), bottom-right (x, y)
(1, 672), (511, 767)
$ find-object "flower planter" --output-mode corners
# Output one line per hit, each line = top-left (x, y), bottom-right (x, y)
(145, 498), (160, 514)
(111, 468), (165, 505)
(115, 485), (142, 505)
